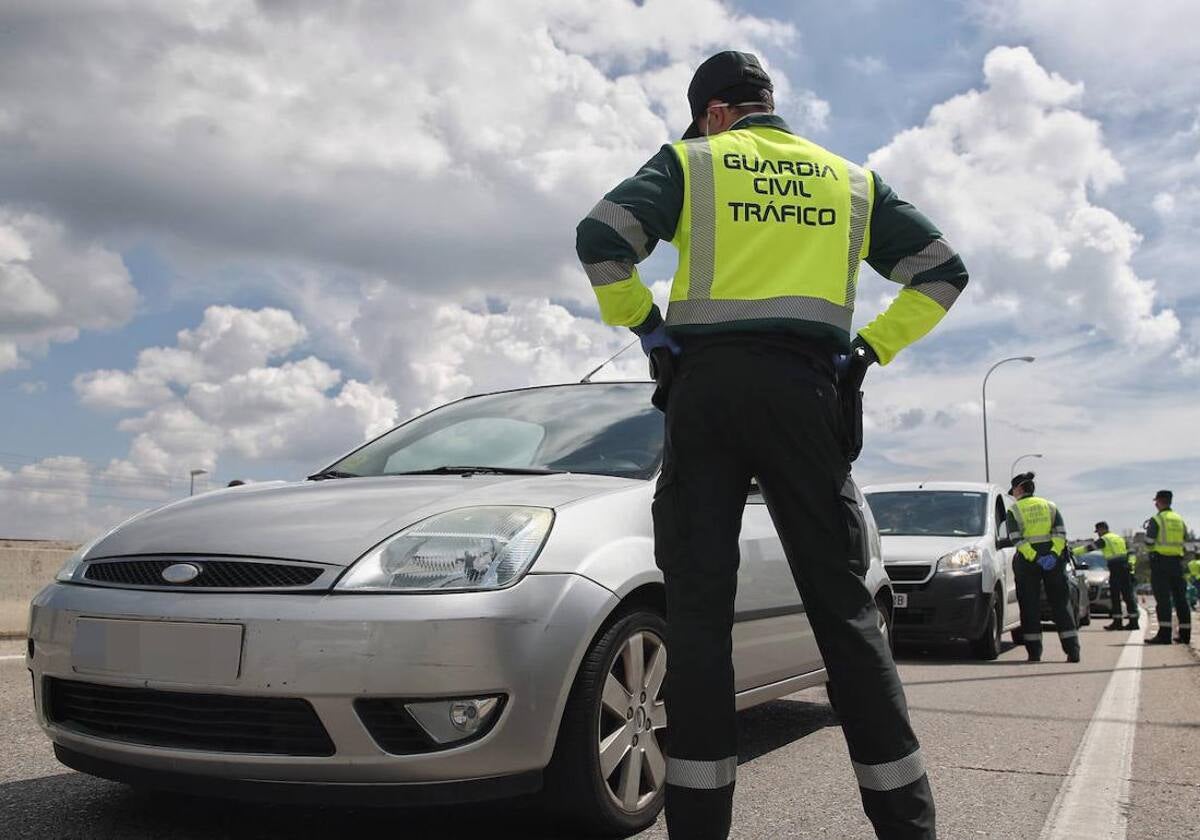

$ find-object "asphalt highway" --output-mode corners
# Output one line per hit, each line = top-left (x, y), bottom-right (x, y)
(2, 613), (1197, 839)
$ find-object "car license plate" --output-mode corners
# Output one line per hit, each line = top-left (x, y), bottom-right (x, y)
(893, 593), (908, 608)
(71, 618), (244, 685)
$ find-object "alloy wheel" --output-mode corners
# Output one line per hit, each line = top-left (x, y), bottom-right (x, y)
(597, 629), (668, 813)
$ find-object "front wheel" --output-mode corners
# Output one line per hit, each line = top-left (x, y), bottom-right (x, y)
(543, 609), (668, 837)
(970, 595), (1003, 660)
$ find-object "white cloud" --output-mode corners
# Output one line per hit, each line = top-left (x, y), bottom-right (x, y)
(0, 209), (138, 372)
(865, 46), (1179, 351)
(76, 305), (397, 478)
(0, 0), (813, 305)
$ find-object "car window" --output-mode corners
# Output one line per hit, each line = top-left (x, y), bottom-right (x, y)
(865, 491), (988, 537)
(331, 383), (663, 480)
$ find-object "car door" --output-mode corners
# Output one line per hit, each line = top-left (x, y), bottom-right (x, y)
(995, 494), (1020, 628)
(731, 480), (822, 691)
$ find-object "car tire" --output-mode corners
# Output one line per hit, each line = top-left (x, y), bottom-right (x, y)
(542, 609), (667, 837)
(970, 593), (1003, 660)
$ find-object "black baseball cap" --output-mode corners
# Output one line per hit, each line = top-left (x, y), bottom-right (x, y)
(1154, 489), (1173, 503)
(681, 51), (774, 140)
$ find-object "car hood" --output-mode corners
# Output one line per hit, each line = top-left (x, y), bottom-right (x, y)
(88, 473), (640, 566)
(1084, 569), (1110, 584)
(879, 534), (985, 565)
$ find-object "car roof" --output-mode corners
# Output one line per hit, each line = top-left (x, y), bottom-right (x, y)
(863, 481), (1002, 494)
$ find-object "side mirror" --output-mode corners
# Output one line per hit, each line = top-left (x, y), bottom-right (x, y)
(996, 536), (1014, 550)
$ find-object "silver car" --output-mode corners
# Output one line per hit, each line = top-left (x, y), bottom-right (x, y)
(27, 381), (893, 836)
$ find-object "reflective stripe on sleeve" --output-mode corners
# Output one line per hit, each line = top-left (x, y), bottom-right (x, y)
(666, 756), (737, 790)
(852, 749), (926, 792)
(911, 279), (961, 310)
(889, 238), (957, 285)
(1059, 630), (1079, 640)
(586, 199), (650, 259)
(583, 260), (634, 287)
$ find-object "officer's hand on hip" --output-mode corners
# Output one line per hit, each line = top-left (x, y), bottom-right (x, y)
(639, 324), (681, 357)
(836, 337), (877, 391)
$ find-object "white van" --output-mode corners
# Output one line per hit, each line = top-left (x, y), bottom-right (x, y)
(862, 481), (1021, 658)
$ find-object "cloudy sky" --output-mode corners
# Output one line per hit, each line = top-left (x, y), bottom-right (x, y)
(1, 0), (1197, 540)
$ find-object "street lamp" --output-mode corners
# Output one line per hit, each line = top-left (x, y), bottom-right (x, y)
(189, 468), (208, 496)
(982, 356), (1035, 483)
(1009, 453), (1043, 481)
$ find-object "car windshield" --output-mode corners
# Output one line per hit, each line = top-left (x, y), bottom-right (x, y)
(325, 383), (663, 480)
(866, 491), (988, 537)
(1077, 552), (1108, 569)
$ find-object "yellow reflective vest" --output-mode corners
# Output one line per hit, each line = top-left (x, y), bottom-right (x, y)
(1149, 509), (1187, 557)
(1012, 496), (1067, 561)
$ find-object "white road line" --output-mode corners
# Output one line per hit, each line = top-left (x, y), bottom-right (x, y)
(1037, 610), (1145, 840)
(0, 654), (27, 662)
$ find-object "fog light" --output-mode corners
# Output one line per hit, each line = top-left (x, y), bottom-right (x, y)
(405, 696), (503, 745)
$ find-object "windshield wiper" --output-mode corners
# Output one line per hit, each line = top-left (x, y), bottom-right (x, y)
(389, 465), (567, 477)
(306, 469), (360, 481)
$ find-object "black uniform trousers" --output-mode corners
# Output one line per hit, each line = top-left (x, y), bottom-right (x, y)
(1149, 553), (1190, 632)
(653, 340), (935, 840)
(1107, 560), (1137, 620)
(1012, 554), (1078, 657)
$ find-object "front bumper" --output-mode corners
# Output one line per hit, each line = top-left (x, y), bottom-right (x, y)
(27, 572), (616, 791)
(890, 570), (990, 642)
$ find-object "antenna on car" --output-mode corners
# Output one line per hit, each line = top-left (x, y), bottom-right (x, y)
(580, 338), (641, 383)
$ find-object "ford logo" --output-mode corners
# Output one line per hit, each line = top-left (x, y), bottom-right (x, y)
(161, 563), (202, 584)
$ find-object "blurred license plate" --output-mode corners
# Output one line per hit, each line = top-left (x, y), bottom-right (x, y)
(72, 619), (243, 685)
(894, 593), (908, 608)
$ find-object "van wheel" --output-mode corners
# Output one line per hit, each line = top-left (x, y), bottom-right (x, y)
(970, 594), (1003, 660)
(543, 609), (667, 837)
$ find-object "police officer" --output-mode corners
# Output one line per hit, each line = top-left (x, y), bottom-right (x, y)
(1072, 521), (1138, 631)
(577, 51), (968, 840)
(1006, 473), (1080, 663)
(1144, 489), (1190, 645)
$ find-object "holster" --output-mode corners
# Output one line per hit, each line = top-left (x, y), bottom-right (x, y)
(649, 347), (675, 413)
(840, 387), (864, 463)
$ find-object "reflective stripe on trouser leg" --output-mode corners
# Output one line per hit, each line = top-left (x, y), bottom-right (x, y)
(853, 749), (926, 792)
(667, 756), (737, 789)
(1023, 632), (1042, 641)
(1059, 630), (1078, 640)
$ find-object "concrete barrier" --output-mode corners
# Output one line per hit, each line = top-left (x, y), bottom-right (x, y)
(0, 540), (77, 638)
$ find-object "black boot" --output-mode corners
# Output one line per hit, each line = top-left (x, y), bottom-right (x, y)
(1127, 616), (1139, 630)
(1103, 619), (1124, 631)
(1174, 629), (1191, 645)
(1026, 644), (1042, 662)
(1066, 646), (1081, 663)
(1146, 628), (1172, 645)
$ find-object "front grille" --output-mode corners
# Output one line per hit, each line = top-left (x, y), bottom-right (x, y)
(84, 558), (324, 589)
(886, 565), (932, 583)
(354, 699), (439, 754)
(46, 678), (334, 756)
(1088, 584), (1100, 600)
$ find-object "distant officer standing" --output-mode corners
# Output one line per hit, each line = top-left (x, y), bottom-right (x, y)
(1007, 473), (1080, 662)
(1144, 489), (1190, 645)
(1072, 521), (1138, 631)
(577, 51), (967, 840)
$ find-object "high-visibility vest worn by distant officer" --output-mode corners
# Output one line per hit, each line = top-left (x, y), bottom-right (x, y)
(1099, 532), (1127, 560)
(662, 128), (932, 356)
(1187, 558), (1200, 582)
(1149, 510), (1186, 556)
(1012, 496), (1066, 562)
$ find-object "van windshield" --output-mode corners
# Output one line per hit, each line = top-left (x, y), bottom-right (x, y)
(866, 491), (988, 537)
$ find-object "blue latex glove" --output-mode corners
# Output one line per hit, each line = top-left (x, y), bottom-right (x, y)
(1037, 555), (1057, 571)
(639, 324), (681, 357)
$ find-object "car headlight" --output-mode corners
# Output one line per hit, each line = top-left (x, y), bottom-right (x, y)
(55, 535), (105, 582)
(335, 506), (554, 592)
(937, 547), (982, 574)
